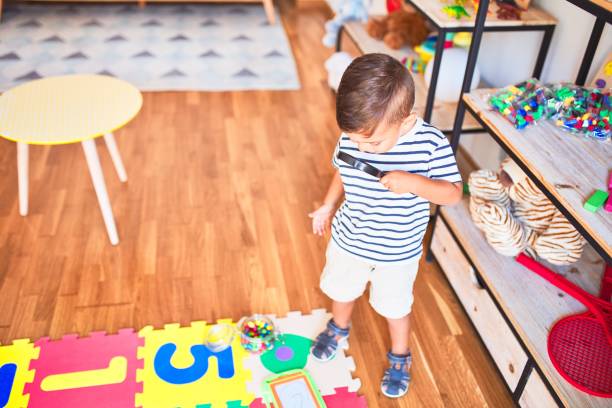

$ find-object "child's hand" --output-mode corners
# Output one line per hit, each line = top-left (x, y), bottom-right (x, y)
(380, 171), (415, 194)
(309, 204), (335, 236)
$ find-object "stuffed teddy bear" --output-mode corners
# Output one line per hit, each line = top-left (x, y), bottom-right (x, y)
(469, 158), (585, 265)
(366, 6), (429, 50)
(323, 0), (370, 48)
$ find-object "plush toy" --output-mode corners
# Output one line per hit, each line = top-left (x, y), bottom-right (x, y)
(325, 52), (353, 91)
(366, 6), (429, 50)
(495, 0), (531, 20)
(323, 0), (369, 48)
(469, 158), (585, 265)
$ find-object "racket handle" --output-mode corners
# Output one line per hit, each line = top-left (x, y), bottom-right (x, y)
(516, 253), (596, 307)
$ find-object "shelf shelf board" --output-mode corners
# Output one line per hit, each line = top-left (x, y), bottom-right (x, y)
(439, 198), (607, 408)
(340, 20), (482, 132)
(463, 88), (612, 262)
(590, 0), (612, 13)
(407, 0), (557, 29)
(564, 0), (612, 21)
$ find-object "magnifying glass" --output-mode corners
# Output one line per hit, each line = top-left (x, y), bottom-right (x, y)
(336, 151), (387, 179)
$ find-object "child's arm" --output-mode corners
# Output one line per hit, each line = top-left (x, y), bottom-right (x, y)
(309, 170), (344, 236)
(380, 171), (462, 205)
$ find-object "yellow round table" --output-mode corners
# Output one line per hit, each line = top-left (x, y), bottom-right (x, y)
(0, 74), (142, 245)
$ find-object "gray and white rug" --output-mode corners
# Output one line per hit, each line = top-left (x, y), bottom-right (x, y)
(0, 3), (300, 91)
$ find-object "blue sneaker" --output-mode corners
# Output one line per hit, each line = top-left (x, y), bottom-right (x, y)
(381, 351), (412, 398)
(311, 319), (349, 362)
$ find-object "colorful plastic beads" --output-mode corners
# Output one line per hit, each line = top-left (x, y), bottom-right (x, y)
(488, 79), (549, 130)
(489, 79), (611, 141)
(239, 315), (277, 354)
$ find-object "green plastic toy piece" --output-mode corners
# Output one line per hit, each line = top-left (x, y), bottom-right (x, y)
(584, 189), (609, 213)
(463, 182), (470, 195)
(260, 334), (312, 373)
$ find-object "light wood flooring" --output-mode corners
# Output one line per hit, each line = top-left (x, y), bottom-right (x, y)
(0, 2), (513, 406)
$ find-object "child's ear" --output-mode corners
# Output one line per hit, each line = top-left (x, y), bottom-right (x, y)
(400, 112), (418, 130)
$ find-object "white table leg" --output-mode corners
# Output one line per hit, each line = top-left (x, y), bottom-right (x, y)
(17, 142), (28, 216)
(103, 133), (127, 182)
(82, 138), (119, 245)
(262, 0), (275, 25)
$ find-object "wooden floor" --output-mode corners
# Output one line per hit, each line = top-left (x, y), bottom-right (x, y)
(0, 2), (513, 407)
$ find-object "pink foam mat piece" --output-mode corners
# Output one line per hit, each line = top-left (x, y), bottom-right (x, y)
(249, 386), (367, 407)
(24, 328), (143, 407)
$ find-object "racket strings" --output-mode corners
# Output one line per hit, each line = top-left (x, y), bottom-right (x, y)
(549, 318), (612, 395)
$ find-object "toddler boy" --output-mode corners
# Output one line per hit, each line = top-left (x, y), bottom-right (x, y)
(309, 53), (463, 398)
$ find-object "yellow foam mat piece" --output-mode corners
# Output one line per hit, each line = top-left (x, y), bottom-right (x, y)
(40, 356), (127, 391)
(136, 320), (254, 408)
(0, 339), (40, 408)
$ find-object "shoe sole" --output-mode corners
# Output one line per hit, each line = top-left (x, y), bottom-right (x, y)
(310, 336), (348, 362)
(381, 387), (409, 398)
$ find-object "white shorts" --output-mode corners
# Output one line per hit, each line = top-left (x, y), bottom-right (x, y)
(320, 241), (420, 319)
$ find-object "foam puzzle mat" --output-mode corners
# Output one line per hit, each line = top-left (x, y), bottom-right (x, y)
(0, 309), (366, 407)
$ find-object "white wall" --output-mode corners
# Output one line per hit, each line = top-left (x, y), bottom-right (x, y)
(478, 0), (611, 85)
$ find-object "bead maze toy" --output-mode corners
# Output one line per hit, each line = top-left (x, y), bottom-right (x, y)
(0, 309), (365, 408)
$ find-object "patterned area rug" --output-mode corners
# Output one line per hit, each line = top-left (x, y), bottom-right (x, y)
(0, 3), (300, 91)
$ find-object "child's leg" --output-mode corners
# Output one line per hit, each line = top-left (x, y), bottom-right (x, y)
(332, 299), (355, 328)
(369, 260), (419, 398)
(313, 242), (370, 362)
(387, 314), (411, 355)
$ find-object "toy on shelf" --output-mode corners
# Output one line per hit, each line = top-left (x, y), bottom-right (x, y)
(407, 32), (464, 73)
(412, 32), (454, 66)
(386, 0), (402, 13)
(441, 0), (471, 19)
(452, 32), (472, 48)
(413, 34), (437, 64)
(401, 55), (426, 73)
(261, 369), (327, 408)
(488, 79), (611, 141)
(238, 315), (280, 354)
(366, 4), (429, 50)
(489, 79), (549, 129)
(325, 52), (353, 91)
(516, 253), (612, 398)
(495, 0), (531, 20)
(584, 190), (609, 213)
(469, 158), (585, 265)
(322, 0), (369, 48)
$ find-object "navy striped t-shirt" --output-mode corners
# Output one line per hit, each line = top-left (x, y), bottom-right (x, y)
(331, 118), (461, 264)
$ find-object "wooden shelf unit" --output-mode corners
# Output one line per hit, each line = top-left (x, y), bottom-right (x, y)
(463, 89), (612, 262)
(432, 197), (608, 408)
(326, 0), (557, 134)
(407, 0), (557, 29)
(426, 0), (611, 405)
